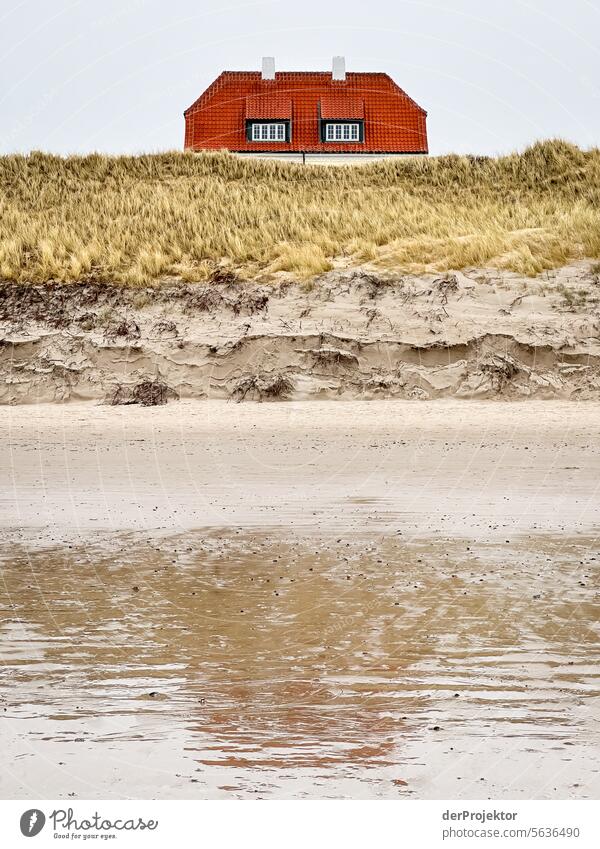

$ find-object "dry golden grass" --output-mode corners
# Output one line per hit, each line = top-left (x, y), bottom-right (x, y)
(1, 140), (599, 285)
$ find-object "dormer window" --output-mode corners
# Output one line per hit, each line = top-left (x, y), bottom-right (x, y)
(320, 120), (364, 143)
(319, 97), (365, 144)
(245, 96), (292, 144)
(251, 122), (286, 142)
(325, 123), (360, 142)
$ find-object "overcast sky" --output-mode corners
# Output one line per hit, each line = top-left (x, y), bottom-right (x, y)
(1, 0), (598, 156)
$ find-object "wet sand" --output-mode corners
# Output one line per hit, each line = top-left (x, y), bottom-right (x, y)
(1, 531), (598, 800)
(1, 401), (599, 799)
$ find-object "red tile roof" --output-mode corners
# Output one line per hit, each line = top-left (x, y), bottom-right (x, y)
(184, 71), (427, 154)
(319, 96), (364, 120)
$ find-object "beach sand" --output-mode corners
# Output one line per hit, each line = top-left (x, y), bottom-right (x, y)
(0, 400), (598, 799)
(1, 399), (599, 538)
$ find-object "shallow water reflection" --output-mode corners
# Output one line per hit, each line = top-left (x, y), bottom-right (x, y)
(1, 531), (599, 799)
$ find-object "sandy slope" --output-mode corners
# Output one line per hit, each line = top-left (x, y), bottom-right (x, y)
(1, 262), (600, 403)
(3, 261), (600, 802)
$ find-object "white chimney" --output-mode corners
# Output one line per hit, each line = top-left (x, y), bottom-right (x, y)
(261, 57), (275, 80)
(332, 56), (346, 81)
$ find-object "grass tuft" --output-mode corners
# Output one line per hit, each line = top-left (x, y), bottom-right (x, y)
(1, 140), (599, 285)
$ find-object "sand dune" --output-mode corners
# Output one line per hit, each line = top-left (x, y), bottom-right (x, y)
(1, 262), (599, 404)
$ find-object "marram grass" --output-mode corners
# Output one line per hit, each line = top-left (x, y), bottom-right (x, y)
(0, 140), (599, 285)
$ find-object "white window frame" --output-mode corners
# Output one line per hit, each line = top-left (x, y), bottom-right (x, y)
(251, 122), (286, 142)
(325, 123), (360, 142)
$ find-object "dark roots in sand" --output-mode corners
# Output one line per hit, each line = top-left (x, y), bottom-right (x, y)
(108, 380), (178, 407)
(232, 372), (294, 402)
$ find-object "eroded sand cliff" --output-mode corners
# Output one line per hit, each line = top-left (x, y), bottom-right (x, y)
(1, 262), (599, 403)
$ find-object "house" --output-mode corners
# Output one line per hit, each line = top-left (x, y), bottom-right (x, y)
(184, 57), (428, 162)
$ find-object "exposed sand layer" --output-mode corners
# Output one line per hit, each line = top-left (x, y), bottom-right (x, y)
(1, 400), (599, 538)
(1, 262), (600, 404)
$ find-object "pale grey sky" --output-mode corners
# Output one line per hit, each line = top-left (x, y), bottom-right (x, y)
(1, 0), (599, 156)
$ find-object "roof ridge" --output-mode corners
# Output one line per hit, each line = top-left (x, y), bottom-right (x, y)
(219, 70), (389, 76)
